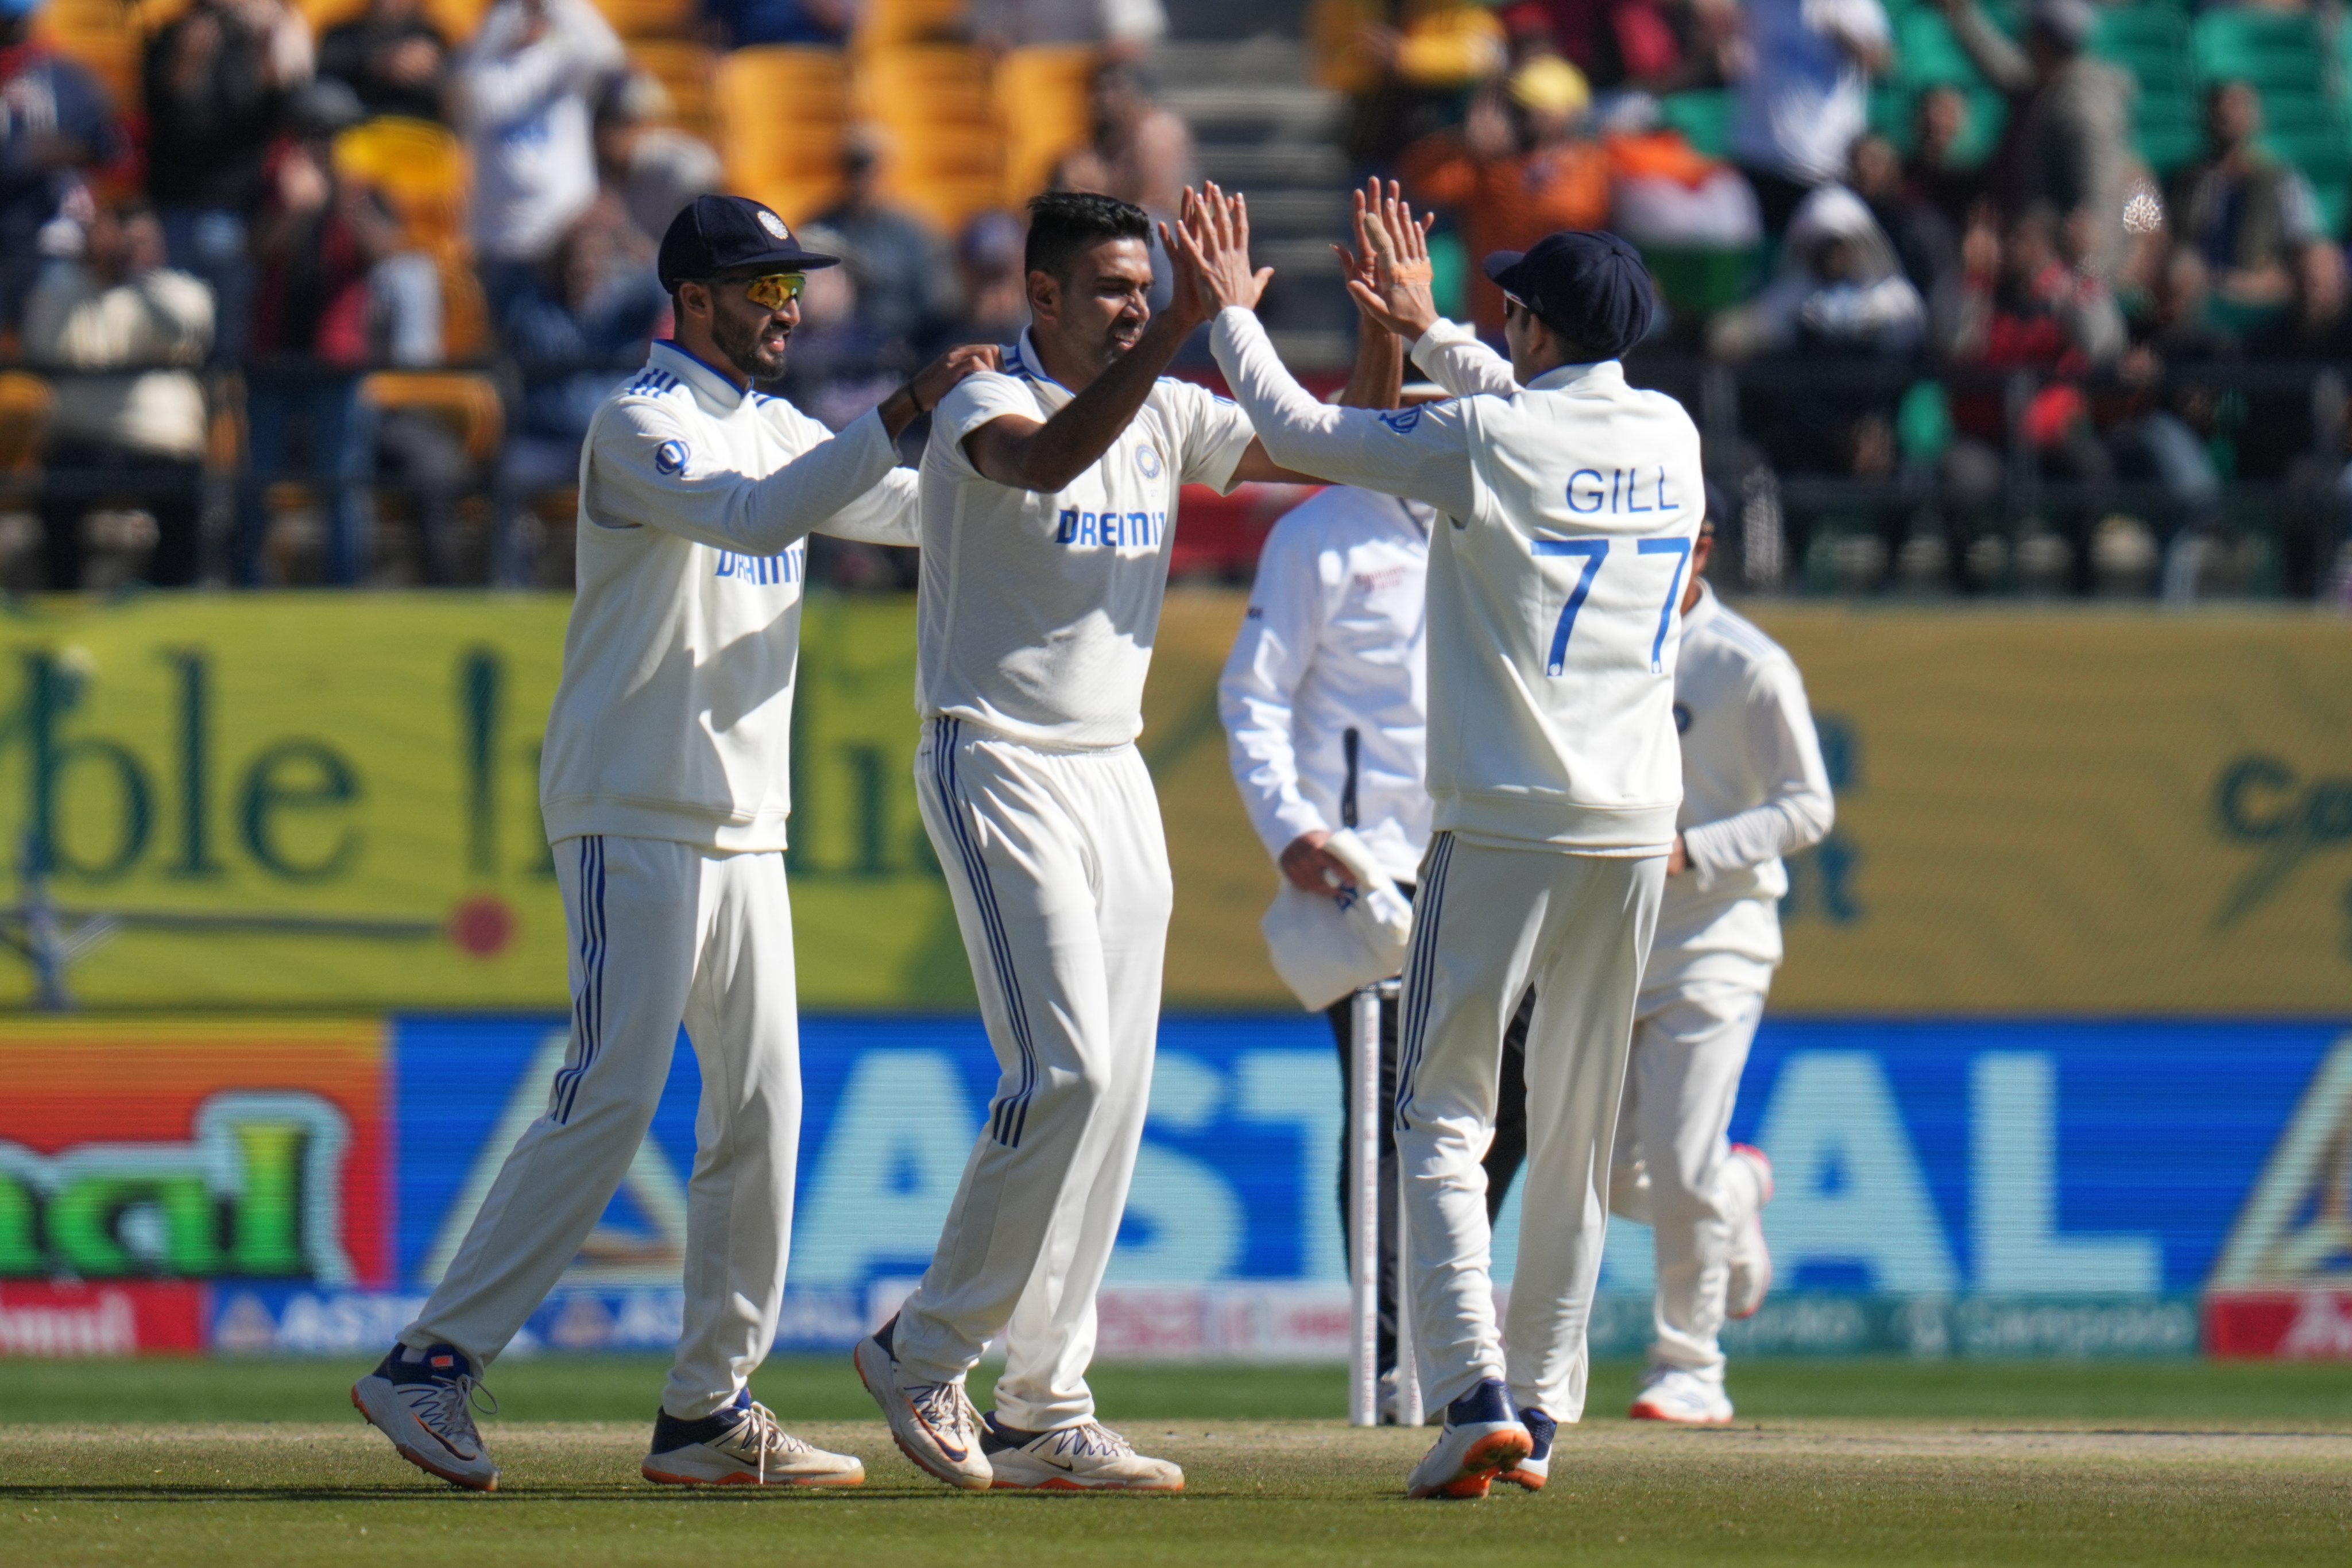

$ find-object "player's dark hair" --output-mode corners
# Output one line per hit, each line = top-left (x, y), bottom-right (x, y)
(1024, 191), (1151, 281)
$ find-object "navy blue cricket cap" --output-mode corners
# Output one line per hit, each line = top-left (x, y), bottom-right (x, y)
(656, 195), (840, 292)
(1483, 230), (1657, 361)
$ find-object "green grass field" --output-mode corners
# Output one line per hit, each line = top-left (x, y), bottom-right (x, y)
(3, 1357), (2349, 1567)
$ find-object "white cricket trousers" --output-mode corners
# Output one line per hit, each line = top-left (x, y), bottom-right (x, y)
(402, 834), (801, 1421)
(895, 717), (1173, 1433)
(1608, 982), (1770, 1380)
(1395, 831), (1665, 1421)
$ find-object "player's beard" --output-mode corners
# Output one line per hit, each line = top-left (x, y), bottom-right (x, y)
(713, 304), (790, 383)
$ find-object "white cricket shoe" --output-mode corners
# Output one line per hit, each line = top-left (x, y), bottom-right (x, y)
(1494, 1405), (1556, 1492)
(1405, 1379), (1533, 1500)
(352, 1342), (500, 1491)
(641, 1392), (865, 1488)
(852, 1316), (992, 1491)
(981, 1416), (1184, 1492)
(1726, 1143), (1774, 1320)
(1628, 1367), (1734, 1426)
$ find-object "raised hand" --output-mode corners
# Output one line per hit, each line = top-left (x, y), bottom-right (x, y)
(1347, 181), (1441, 341)
(1172, 182), (1275, 315)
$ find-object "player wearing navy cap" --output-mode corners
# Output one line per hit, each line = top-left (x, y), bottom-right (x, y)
(1183, 190), (1702, 1498)
(353, 195), (995, 1493)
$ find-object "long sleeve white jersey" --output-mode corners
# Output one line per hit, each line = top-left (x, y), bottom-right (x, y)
(1211, 307), (1703, 854)
(1217, 486), (1433, 885)
(916, 330), (1257, 748)
(539, 339), (921, 851)
(1649, 581), (1836, 992)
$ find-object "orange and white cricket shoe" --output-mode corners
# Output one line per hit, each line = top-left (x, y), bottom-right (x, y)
(641, 1391), (864, 1487)
(1628, 1367), (1734, 1426)
(981, 1416), (1183, 1491)
(353, 1342), (501, 1491)
(1405, 1379), (1534, 1499)
(853, 1315), (992, 1490)
(1494, 1405), (1557, 1491)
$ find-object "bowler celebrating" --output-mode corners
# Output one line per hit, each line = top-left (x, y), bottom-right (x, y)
(354, 196), (991, 1492)
(1183, 191), (1701, 1497)
(854, 190), (1326, 1493)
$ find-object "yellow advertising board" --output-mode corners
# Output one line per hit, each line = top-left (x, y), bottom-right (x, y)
(1, 593), (2347, 1013)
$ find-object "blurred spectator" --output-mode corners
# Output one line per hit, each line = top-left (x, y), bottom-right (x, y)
(970, 0), (1169, 55)
(454, 0), (625, 323)
(813, 127), (960, 355)
(1, 0), (125, 333)
(1496, 0), (1739, 94)
(318, 0), (452, 123)
(241, 79), (450, 585)
(1317, 0), (1509, 168)
(703, 0), (855, 49)
(1942, 0), (2133, 274)
(1402, 55), (1609, 336)
(2107, 247), (2232, 581)
(2246, 241), (2352, 363)
(950, 208), (1030, 344)
(143, 0), (315, 359)
(1944, 205), (2126, 590)
(1905, 84), (1988, 234)
(2169, 82), (2322, 319)
(1710, 184), (1925, 477)
(1090, 60), (1194, 220)
(1849, 132), (1958, 304)
(1601, 94), (1762, 251)
(1728, 0), (1891, 231)
(494, 203), (665, 583)
(594, 73), (721, 249)
(22, 199), (212, 589)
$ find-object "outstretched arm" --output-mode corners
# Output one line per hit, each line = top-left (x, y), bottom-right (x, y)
(1345, 183), (1519, 398)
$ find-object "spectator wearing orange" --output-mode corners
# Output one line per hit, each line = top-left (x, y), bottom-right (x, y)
(1316, 0), (1508, 167)
(1401, 54), (1608, 336)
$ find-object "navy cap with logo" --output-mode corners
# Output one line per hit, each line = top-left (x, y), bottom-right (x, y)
(1483, 230), (1657, 362)
(657, 195), (841, 292)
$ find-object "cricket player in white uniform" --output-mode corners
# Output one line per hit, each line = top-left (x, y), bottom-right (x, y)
(1607, 514), (1832, 1429)
(853, 190), (1331, 1493)
(353, 195), (992, 1492)
(1183, 191), (1701, 1497)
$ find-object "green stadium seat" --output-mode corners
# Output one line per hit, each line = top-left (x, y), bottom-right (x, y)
(2192, 10), (2326, 94)
(2135, 117), (2203, 177)
(1657, 90), (1735, 159)
(1867, 83), (2008, 165)
(1895, 11), (1992, 90)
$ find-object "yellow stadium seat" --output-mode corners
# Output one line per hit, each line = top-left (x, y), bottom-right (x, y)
(31, 1), (142, 112)
(0, 373), (55, 474)
(729, 174), (844, 228)
(857, 0), (965, 51)
(360, 371), (504, 463)
(434, 247), (492, 362)
(887, 174), (1002, 233)
(996, 44), (1095, 204)
(334, 117), (470, 250)
(295, 0), (489, 44)
(715, 48), (853, 214)
(626, 40), (718, 141)
(858, 45), (995, 123)
(591, 0), (697, 38)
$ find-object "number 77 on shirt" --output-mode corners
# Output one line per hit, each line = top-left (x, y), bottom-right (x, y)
(1533, 535), (1694, 676)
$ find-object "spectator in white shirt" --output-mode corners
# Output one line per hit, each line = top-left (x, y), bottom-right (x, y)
(1730, 0), (1891, 233)
(454, 0), (625, 320)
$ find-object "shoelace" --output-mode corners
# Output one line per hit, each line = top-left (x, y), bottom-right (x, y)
(908, 1380), (977, 1447)
(415, 1373), (498, 1451)
(1045, 1420), (1135, 1461)
(717, 1400), (813, 1484)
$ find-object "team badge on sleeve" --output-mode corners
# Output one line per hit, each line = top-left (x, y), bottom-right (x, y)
(655, 439), (690, 475)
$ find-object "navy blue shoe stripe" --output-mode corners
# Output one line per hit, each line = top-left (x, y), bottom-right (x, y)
(1394, 831), (1453, 1130)
(926, 719), (1038, 1147)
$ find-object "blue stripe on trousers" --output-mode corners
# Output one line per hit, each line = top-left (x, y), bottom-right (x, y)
(928, 719), (1040, 1147)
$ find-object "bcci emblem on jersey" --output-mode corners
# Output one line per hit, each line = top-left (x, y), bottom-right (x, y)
(654, 439), (689, 475)
(1135, 445), (1163, 479)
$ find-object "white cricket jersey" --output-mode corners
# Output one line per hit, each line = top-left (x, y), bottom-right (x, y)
(540, 339), (920, 851)
(916, 330), (1258, 749)
(1211, 308), (1704, 853)
(1218, 485), (1432, 885)
(1647, 582), (1836, 992)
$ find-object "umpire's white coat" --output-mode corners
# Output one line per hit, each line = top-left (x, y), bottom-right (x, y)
(1212, 307), (1700, 1421)
(405, 339), (918, 1420)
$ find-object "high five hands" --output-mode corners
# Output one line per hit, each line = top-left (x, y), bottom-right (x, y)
(1170, 183), (1276, 315)
(1344, 179), (1440, 342)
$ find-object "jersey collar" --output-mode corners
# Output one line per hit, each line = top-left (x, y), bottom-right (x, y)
(1526, 359), (1626, 394)
(1005, 329), (1076, 413)
(647, 339), (752, 407)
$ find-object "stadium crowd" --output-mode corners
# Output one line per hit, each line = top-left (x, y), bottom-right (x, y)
(0, 0), (2346, 595)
